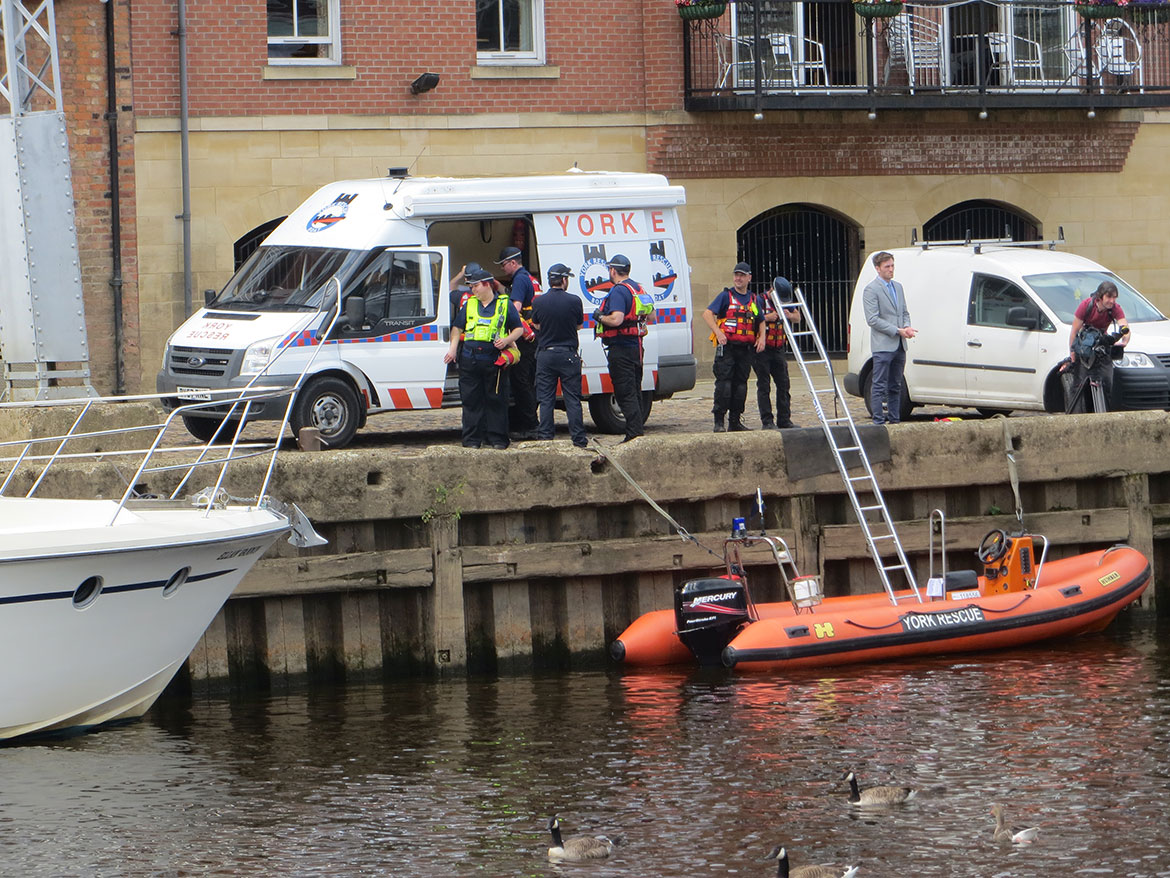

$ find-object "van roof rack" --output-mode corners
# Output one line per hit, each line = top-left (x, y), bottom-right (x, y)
(914, 227), (1065, 254)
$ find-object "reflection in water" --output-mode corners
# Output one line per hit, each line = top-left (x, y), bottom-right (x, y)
(2, 617), (1169, 876)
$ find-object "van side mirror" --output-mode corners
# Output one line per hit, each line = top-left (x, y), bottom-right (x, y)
(343, 295), (366, 329)
(1005, 306), (1037, 330)
(203, 288), (217, 306)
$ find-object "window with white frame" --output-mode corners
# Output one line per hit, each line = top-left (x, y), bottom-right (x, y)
(476, 0), (545, 64)
(267, 0), (341, 64)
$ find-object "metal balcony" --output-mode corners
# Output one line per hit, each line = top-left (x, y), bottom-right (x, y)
(682, 0), (1170, 110)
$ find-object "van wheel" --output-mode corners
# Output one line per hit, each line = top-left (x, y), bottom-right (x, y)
(291, 377), (360, 449)
(182, 415), (240, 444)
(862, 372), (913, 422)
(588, 391), (653, 434)
(976, 407), (1013, 418)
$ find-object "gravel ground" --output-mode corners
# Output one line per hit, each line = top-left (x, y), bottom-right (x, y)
(255, 357), (1032, 453)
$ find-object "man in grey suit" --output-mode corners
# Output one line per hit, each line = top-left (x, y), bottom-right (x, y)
(862, 251), (917, 425)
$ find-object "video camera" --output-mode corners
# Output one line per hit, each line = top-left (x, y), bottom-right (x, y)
(1073, 325), (1129, 365)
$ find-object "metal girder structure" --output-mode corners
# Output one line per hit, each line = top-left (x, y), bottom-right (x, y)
(0, 0), (93, 399)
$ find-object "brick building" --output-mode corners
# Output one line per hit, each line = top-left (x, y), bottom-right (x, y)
(45, 0), (1170, 392)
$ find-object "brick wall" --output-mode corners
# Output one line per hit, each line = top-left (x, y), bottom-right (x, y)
(129, 1), (684, 117)
(57, 0), (139, 393)
(647, 117), (1141, 178)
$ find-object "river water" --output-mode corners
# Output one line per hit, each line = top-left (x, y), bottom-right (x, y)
(4, 613), (1170, 877)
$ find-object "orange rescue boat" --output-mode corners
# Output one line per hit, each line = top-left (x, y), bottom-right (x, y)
(611, 528), (1150, 672)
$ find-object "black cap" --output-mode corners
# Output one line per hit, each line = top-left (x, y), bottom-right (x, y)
(495, 246), (523, 264)
(465, 264), (494, 284)
(733, 261), (752, 274)
(606, 254), (631, 271)
(547, 263), (574, 281)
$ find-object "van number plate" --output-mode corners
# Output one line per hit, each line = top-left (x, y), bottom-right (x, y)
(177, 386), (212, 401)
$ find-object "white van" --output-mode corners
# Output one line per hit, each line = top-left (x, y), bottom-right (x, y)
(843, 243), (1170, 418)
(157, 171), (697, 447)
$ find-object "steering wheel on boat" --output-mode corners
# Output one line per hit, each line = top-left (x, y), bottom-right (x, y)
(977, 528), (1009, 564)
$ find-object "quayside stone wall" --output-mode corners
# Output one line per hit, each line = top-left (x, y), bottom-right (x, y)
(7, 411), (1168, 689)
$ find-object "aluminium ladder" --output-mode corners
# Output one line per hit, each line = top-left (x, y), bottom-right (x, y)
(769, 286), (922, 605)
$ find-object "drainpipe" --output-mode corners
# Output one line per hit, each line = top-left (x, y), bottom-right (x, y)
(104, 0), (125, 394)
(177, 0), (192, 316)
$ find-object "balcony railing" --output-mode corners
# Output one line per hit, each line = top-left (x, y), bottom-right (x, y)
(682, 0), (1170, 109)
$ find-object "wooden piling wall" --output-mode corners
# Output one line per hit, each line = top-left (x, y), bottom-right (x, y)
(19, 410), (1170, 688)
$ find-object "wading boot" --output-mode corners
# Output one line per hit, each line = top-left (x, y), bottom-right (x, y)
(728, 418), (752, 432)
(714, 415), (726, 433)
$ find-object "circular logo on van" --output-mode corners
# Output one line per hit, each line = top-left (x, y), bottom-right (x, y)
(306, 193), (358, 233)
(648, 253), (677, 302)
(580, 257), (612, 307)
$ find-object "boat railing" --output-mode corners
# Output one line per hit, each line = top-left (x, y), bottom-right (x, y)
(0, 277), (346, 526)
(1031, 532), (1049, 588)
(724, 533), (815, 613)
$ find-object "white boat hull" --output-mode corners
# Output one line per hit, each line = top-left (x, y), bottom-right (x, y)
(0, 497), (288, 740)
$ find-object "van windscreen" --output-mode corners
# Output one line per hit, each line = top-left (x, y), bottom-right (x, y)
(212, 246), (359, 311)
(1024, 271), (1166, 324)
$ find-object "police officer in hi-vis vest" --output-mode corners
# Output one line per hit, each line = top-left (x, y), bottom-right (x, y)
(444, 265), (525, 449)
(703, 262), (764, 432)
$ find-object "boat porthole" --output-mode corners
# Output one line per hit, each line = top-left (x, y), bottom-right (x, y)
(162, 567), (190, 598)
(72, 576), (103, 609)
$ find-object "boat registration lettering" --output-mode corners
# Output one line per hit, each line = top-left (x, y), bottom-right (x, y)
(813, 622), (835, 639)
(948, 589), (980, 601)
(1098, 571), (1120, 587)
(217, 544), (263, 560)
(899, 606), (985, 633)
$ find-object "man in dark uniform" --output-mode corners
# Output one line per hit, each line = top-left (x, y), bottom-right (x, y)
(443, 265), (524, 449)
(496, 246), (539, 439)
(596, 253), (650, 443)
(531, 263), (588, 448)
(702, 261), (764, 432)
(754, 275), (800, 430)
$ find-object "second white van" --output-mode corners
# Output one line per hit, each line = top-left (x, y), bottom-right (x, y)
(843, 243), (1170, 418)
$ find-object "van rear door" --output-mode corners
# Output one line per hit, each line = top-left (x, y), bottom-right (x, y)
(963, 273), (1049, 407)
(330, 247), (449, 412)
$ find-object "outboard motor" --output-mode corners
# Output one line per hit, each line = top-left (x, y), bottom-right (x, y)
(673, 576), (752, 667)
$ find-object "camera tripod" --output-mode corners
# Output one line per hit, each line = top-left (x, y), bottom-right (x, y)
(1063, 326), (1129, 414)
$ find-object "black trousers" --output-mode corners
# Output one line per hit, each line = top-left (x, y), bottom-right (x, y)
(508, 338), (538, 432)
(712, 342), (755, 422)
(1065, 355), (1114, 413)
(753, 345), (791, 426)
(604, 343), (644, 439)
(459, 356), (510, 448)
(536, 347), (587, 445)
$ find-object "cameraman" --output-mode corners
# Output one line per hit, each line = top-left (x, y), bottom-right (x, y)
(1067, 280), (1129, 412)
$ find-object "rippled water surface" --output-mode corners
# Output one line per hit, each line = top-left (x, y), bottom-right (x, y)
(4, 615), (1170, 877)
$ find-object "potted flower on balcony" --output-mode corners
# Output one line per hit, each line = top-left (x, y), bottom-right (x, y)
(852, 0), (905, 19)
(675, 0), (729, 21)
(1074, 0), (1129, 18)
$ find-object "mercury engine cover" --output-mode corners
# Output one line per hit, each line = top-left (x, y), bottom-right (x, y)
(674, 576), (751, 667)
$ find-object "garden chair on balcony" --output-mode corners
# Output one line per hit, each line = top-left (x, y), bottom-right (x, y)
(1095, 18), (1143, 91)
(987, 31), (1046, 87)
(767, 32), (832, 92)
(715, 31), (758, 89)
(883, 12), (945, 92)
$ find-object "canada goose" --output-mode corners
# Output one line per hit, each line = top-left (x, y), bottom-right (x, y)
(546, 815), (614, 862)
(765, 845), (860, 878)
(842, 770), (915, 806)
(991, 804), (1040, 844)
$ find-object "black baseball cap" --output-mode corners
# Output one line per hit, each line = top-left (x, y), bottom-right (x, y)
(733, 261), (752, 274)
(465, 264), (494, 284)
(606, 254), (631, 271)
(547, 263), (574, 280)
(495, 246), (523, 264)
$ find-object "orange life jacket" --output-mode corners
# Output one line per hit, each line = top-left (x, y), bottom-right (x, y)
(599, 280), (652, 340)
(718, 291), (760, 344)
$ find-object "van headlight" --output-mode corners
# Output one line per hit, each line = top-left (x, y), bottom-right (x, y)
(1116, 351), (1155, 369)
(241, 336), (281, 375)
